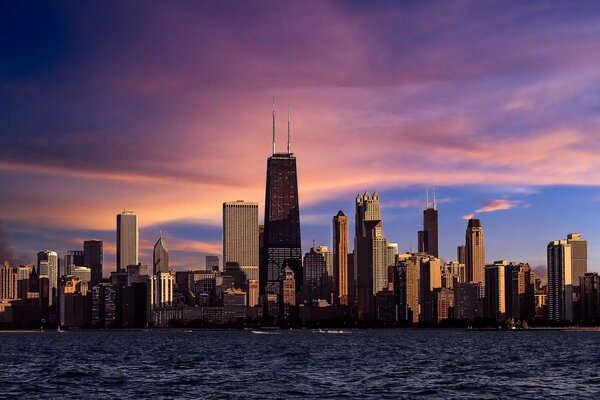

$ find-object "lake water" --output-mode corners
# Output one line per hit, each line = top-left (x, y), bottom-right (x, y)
(0, 330), (599, 398)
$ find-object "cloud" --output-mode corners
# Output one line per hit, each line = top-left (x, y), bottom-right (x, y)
(475, 199), (522, 214)
(462, 214), (475, 220)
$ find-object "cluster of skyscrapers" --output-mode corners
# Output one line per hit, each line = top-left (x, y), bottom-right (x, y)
(0, 111), (598, 328)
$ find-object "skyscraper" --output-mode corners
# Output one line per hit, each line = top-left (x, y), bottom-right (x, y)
(223, 201), (259, 270)
(355, 192), (388, 320)
(38, 250), (58, 307)
(333, 210), (349, 305)
(547, 239), (573, 321)
(303, 245), (330, 302)
(153, 234), (169, 275)
(484, 260), (507, 321)
(0, 261), (16, 300)
(418, 190), (438, 257)
(567, 233), (587, 286)
(116, 211), (138, 272)
(260, 104), (302, 295)
(84, 239), (103, 287)
(64, 250), (84, 276)
(465, 218), (485, 288)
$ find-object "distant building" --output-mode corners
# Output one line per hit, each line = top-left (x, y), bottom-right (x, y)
(580, 273), (600, 321)
(64, 250), (84, 276)
(465, 218), (485, 290)
(441, 261), (465, 289)
(420, 256), (441, 323)
(455, 282), (481, 320)
(152, 272), (174, 309)
(223, 201), (259, 272)
(333, 210), (349, 305)
(484, 261), (507, 321)
(547, 239), (573, 321)
(303, 245), (330, 302)
(418, 190), (438, 257)
(457, 245), (466, 265)
(206, 256), (220, 272)
(37, 250), (58, 307)
(436, 288), (455, 322)
(0, 261), (16, 300)
(355, 192), (388, 320)
(84, 239), (103, 287)
(117, 211), (138, 272)
(260, 129), (302, 296)
(505, 262), (536, 321)
(153, 234), (169, 274)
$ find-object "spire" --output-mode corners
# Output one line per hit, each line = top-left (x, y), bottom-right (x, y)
(425, 189), (429, 209)
(287, 104), (291, 154)
(433, 189), (437, 210)
(272, 97), (276, 154)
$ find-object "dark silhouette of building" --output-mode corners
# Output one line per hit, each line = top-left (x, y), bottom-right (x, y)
(580, 273), (600, 322)
(260, 104), (302, 296)
(418, 190), (438, 257)
(84, 240), (103, 287)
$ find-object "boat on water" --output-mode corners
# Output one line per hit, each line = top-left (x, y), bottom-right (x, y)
(251, 330), (281, 335)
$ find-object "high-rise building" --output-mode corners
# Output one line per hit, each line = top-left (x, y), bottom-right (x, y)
(261, 106), (302, 296)
(386, 243), (398, 270)
(38, 250), (59, 307)
(64, 250), (84, 276)
(418, 190), (438, 257)
(223, 201), (259, 272)
(153, 234), (169, 275)
(333, 210), (349, 305)
(420, 256), (441, 323)
(15, 265), (31, 300)
(280, 266), (296, 306)
(395, 254), (421, 323)
(303, 245), (330, 302)
(355, 192), (388, 320)
(484, 261), (507, 321)
(455, 282), (481, 320)
(0, 261), (16, 300)
(151, 272), (174, 309)
(567, 233), (587, 285)
(84, 239), (103, 287)
(465, 218), (485, 289)
(117, 211), (138, 272)
(206, 255), (220, 271)
(547, 239), (573, 321)
(505, 262), (535, 321)
(580, 273), (600, 322)
(457, 245), (466, 265)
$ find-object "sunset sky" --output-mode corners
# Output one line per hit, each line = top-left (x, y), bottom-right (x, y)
(2, 1), (600, 274)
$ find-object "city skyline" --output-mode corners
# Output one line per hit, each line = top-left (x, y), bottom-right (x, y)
(2, 2), (600, 272)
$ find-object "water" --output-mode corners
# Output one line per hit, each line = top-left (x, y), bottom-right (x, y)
(0, 329), (599, 399)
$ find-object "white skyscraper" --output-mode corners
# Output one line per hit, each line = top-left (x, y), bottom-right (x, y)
(117, 211), (138, 272)
(38, 250), (59, 306)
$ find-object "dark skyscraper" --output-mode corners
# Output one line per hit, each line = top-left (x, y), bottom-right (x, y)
(417, 190), (439, 257)
(260, 103), (302, 295)
(84, 240), (103, 287)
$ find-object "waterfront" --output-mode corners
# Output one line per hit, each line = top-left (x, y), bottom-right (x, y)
(1, 330), (599, 398)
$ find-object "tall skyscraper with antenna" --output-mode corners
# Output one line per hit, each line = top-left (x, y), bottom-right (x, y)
(260, 101), (302, 296)
(418, 189), (439, 258)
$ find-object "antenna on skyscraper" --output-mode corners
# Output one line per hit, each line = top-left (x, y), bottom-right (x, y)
(433, 189), (437, 210)
(287, 104), (291, 154)
(425, 189), (429, 210)
(272, 97), (276, 154)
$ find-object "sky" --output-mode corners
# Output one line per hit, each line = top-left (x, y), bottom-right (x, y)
(2, 1), (600, 276)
